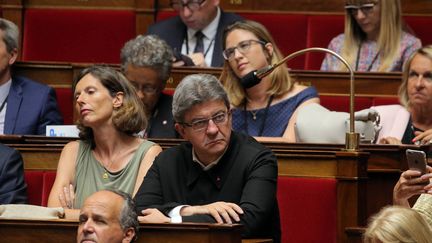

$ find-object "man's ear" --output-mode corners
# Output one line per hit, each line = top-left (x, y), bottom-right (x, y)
(8, 48), (18, 66)
(122, 228), (135, 243)
(113, 92), (124, 108)
(175, 123), (187, 140)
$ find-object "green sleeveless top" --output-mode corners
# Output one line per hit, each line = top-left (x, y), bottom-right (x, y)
(74, 140), (155, 208)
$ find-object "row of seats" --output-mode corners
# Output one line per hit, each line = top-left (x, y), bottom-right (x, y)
(13, 9), (432, 69)
(23, 170), (337, 243)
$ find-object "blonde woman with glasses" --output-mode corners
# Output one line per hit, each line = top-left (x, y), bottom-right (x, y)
(321, 0), (421, 72)
(220, 20), (319, 141)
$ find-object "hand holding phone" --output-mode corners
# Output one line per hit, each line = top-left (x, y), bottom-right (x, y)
(173, 49), (195, 66)
(406, 149), (427, 174)
(406, 149), (429, 186)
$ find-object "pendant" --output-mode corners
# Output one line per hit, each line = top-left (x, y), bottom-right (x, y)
(252, 114), (257, 120)
(103, 172), (109, 179)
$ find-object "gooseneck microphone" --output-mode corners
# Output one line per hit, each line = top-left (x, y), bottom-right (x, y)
(239, 49), (295, 89)
(239, 47), (360, 151)
(240, 65), (274, 88)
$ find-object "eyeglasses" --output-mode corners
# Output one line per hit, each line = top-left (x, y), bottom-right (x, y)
(345, 3), (377, 16)
(181, 111), (229, 131)
(170, 0), (206, 12)
(132, 83), (160, 94)
(222, 39), (267, 60)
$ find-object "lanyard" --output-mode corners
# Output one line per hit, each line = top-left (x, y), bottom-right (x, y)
(355, 43), (379, 71)
(0, 96), (7, 114)
(185, 34), (215, 58)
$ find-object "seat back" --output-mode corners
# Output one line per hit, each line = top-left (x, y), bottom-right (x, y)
(278, 177), (337, 243)
(24, 170), (56, 206)
(305, 15), (345, 70)
(24, 171), (44, 205)
(320, 95), (374, 112)
(239, 13), (308, 70)
(22, 9), (136, 63)
(42, 171), (57, 207)
(372, 97), (400, 106)
(405, 16), (432, 46)
(54, 87), (73, 125)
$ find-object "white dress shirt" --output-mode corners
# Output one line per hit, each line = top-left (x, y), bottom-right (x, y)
(0, 79), (12, 134)
(182, 7), (221, 66)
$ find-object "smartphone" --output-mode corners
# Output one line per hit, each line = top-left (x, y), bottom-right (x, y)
(173, 48), (195, 66)
(406, 149), (427, 175)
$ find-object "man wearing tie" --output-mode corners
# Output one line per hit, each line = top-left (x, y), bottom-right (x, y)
(147, 0), (243, 67)
(0, 144), (27, 204)
(0, 18), (63, 135)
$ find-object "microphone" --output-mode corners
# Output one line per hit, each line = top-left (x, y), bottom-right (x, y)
(240, 65), (274, 88)
(239, 47), (360, 151)
(240, 49), (294, 89)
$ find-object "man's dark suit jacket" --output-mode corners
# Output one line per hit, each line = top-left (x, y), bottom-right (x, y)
(147, 93), (178, 138)
(147, 10), (243, 67)
(4, 76), (63, 135)
(134, 131), (281, 242)
(0, 143), (27, 204)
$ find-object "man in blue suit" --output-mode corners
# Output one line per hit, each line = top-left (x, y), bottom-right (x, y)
(0, 18), (63, 135)
(147, 0), (242, 67)
(0, 143), (27, 204)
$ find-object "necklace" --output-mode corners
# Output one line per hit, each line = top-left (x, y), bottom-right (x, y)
(102, 159), (115, 180)
(243, 95), (274, 136)
(250, 110), (258, 120)
(95, 150), (116, 180)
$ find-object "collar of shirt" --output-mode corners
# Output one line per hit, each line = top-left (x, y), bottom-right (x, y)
(0, 78), (12, 104)
(0, 78), (11, 134)
(192, 143), (227, 171)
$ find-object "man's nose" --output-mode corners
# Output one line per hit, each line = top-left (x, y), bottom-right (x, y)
(137, 89), (145, 99)
(180, 5), (193, 18)
(205, 119), (219, 134)
(82, 220), (95, 233)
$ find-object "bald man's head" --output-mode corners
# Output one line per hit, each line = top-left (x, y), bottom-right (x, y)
(77, 190), (138, 243)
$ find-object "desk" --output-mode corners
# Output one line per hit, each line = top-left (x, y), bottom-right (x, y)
(263, 141), (430, 219)
(0, 219), (246, 243)
(4, 135), (428, 242)
(3, 135), (367, 243)
(13, 61), (402, 97)
(12, 141), (421, 221)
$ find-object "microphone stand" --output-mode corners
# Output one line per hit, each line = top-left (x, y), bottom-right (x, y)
(259, 47), (359, 151)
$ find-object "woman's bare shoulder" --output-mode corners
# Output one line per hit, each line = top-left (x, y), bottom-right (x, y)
(63, 140), (80, 152)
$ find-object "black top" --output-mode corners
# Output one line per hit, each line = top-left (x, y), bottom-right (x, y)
(146, 93), (178, 138)
(402, 119), (432, 157)
(134, 131), (281, 242)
